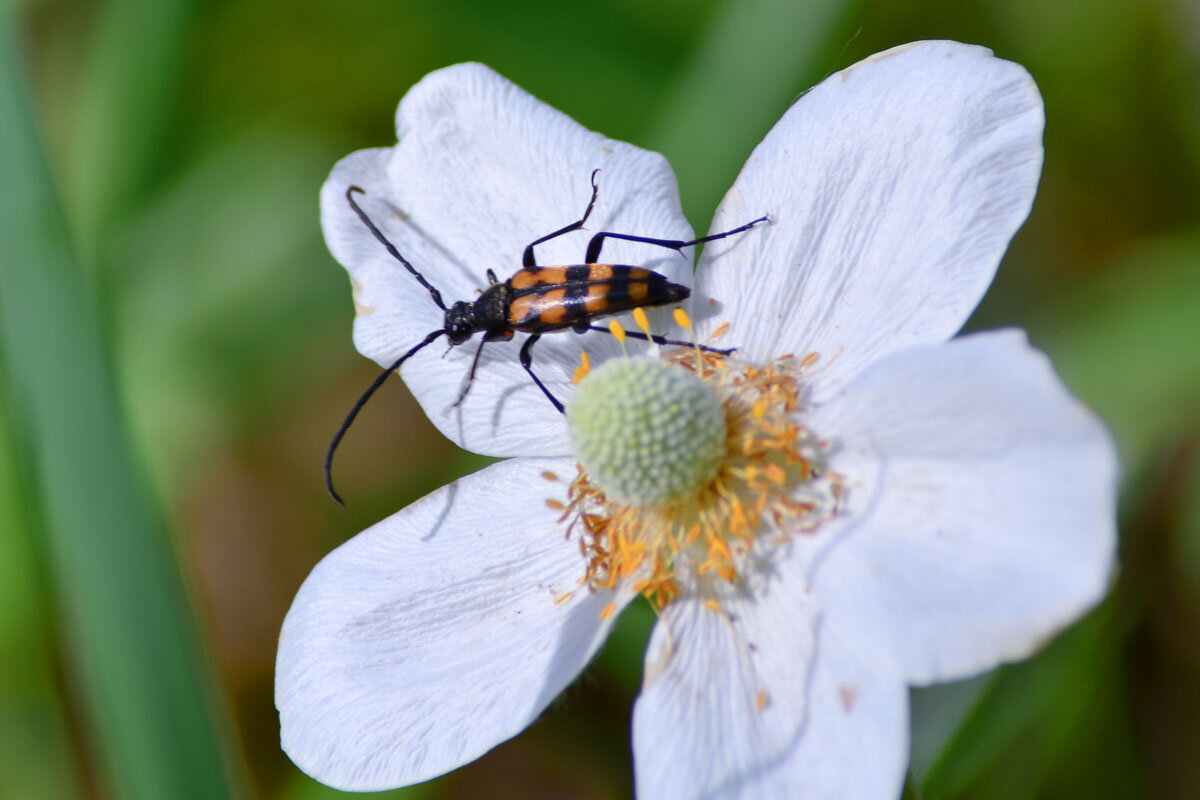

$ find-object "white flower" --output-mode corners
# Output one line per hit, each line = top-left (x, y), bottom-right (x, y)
(277, 41), (1117, 798)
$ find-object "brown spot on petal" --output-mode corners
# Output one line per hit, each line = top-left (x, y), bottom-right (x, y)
(351, 277), (374, 315)
(840, 686), (858, 712)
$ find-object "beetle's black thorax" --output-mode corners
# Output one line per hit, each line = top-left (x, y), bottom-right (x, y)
(471, 283), (512, 337)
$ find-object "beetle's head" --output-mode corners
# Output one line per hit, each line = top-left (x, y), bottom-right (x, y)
(444, 301), (475, 345)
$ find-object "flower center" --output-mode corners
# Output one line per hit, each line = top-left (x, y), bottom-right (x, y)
(567, 357), (726, 506)
(553, 347), (843, 610)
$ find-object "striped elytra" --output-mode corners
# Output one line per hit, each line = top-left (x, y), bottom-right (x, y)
(505, 265), (688, 332)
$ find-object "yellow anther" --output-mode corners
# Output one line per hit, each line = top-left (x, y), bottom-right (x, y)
(708, 534), (731, 561)
(541, 471), (559, 481)
(608, 319), (627, 355)
(599, 601), (617, 620)
(572, 351), (592, 384)
(632, 307), (652, 336)
(703, 598), (721, 613)
(546, 498), (565, 510)
(671, 306), (706, 361)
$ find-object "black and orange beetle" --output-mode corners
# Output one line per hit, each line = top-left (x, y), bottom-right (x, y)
(324, 170), (767, 502)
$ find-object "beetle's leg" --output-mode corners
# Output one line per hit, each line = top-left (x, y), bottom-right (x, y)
(585, 215), (769, 264)
(586, 325), (735, 356)
(452, 331), (513, 407)
(452, 339), (488, 408)
(522, 169), (601, 267)
(519, 333), (564, 413)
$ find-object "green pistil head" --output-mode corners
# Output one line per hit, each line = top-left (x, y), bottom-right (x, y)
(567, 357), (727, 507)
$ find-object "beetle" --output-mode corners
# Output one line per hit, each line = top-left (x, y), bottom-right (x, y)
(324, 170), (767, 503)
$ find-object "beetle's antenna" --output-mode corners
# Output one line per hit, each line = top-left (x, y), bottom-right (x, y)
(345, 186), (448, 311)
(324, 329), (447, 505)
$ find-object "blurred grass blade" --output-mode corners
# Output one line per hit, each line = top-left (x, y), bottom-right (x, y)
(0, 11), (244, 800)
(647, 0), (858, 222)
(0, 371), (84, 800)
(66, 0), (194, 257)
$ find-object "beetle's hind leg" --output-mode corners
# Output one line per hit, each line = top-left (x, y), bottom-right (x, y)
(519, 333), (565, 413)
(586, 324), (735, 356)
(522, 170), (602, 268)
(585, 215), (769, 264)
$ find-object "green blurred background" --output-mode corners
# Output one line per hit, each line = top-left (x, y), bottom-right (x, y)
(2, 0), (1198, 797)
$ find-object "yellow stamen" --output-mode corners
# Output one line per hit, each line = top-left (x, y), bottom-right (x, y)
(608, 319), (627, 355)
(673, 306), (705, 362)
(632, 307), (652, 338)
(572, 351), (592, 384)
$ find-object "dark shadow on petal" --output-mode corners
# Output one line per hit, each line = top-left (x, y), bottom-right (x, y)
(419, 479), (459, 543)
(531, 587), (619, 714)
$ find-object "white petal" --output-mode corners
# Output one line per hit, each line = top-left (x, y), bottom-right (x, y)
(631, 579), (819, 798)
(276, 457), (623, 790)
(745, 619), (908, 799)
(632, 593), (907, 799)
(808, 330), (1118, 685)
(696, 41), (1044, 401)
(320, 63), (696, 456)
